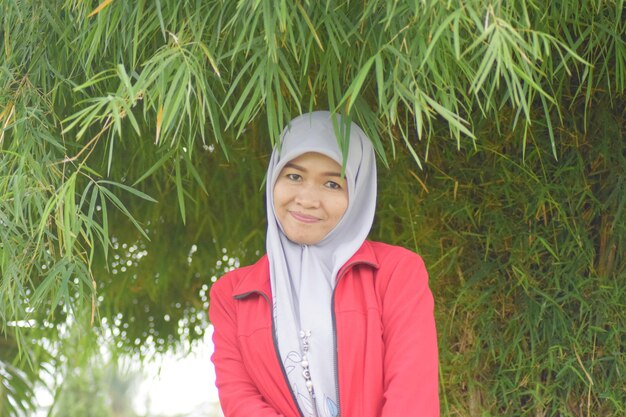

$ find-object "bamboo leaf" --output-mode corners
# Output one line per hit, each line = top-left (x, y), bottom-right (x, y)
(98, 180), (158, 203)
(196, 41), (221, 77)
(132, 148), (176, 185)
(88, 0), (114, 18)
(184, 153), (208, 195)
(296, 3), (324, 51)
(155, 105), (164, 145)
(174, 157), (186, 224)
(98, 186), (149, 240)
(340, 55), (376, 115)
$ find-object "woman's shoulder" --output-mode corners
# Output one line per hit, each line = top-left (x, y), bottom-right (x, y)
(364, 241), (430, 296)
(363, 240), (427, 277)
(210, 254), (269, 296)
(366, 240), (425, 263)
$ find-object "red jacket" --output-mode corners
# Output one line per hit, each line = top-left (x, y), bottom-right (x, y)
(209, 240), (439, 417)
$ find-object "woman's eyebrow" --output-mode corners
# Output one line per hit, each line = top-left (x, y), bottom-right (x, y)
(284, 162), (342, 178)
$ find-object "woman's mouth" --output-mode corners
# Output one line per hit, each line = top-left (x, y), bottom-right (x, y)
(289, 211), (320, 223)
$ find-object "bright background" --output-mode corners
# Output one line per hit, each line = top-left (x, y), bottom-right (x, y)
(36, 327), (221, 417)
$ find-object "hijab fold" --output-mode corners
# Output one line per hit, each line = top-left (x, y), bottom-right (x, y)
(266, 111), (377, 417)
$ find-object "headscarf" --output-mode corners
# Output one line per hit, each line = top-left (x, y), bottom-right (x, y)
(266, 111), (377, 417)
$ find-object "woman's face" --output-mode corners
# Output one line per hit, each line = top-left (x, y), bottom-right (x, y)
(273, 152), (348, 245)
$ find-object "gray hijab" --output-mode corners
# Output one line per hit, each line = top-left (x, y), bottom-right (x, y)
(266, 111), (377, 417)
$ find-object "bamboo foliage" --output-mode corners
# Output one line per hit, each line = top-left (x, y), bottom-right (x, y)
(371, 102), (625, 415)
(0, 0), (624, 415)
(14, 0), (620, 154)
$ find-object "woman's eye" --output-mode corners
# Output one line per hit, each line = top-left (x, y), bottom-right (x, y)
(286, 173), (301, 181)
(325, 181), (341, 190)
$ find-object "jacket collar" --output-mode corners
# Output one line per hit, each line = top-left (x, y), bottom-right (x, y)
(232, 240), (380, 299)
(232, 255), (271, 299)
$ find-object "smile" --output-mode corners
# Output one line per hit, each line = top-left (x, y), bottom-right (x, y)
(288, 211), (320, 224)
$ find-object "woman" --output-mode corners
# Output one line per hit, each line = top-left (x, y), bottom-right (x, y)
(209, 111), (439, 417)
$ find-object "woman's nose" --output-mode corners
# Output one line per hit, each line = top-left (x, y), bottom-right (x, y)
(294, 185), (321, 208)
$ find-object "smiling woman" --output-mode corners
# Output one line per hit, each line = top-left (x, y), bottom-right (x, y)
(209, 111), (439, 417)
(273, 152), (349, 246)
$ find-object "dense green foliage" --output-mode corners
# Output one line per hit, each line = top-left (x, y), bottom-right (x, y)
(1, 0), (624, 415)
(374, 104), (625, 416)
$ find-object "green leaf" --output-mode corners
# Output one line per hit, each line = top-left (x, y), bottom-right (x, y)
(174, 157), (186, 224)
(99, 180), (158, 203)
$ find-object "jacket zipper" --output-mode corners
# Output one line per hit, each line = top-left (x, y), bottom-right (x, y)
(235, 258), (376, 417)
(234, 290), (305, 417)
(331, 260), (377, 417)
